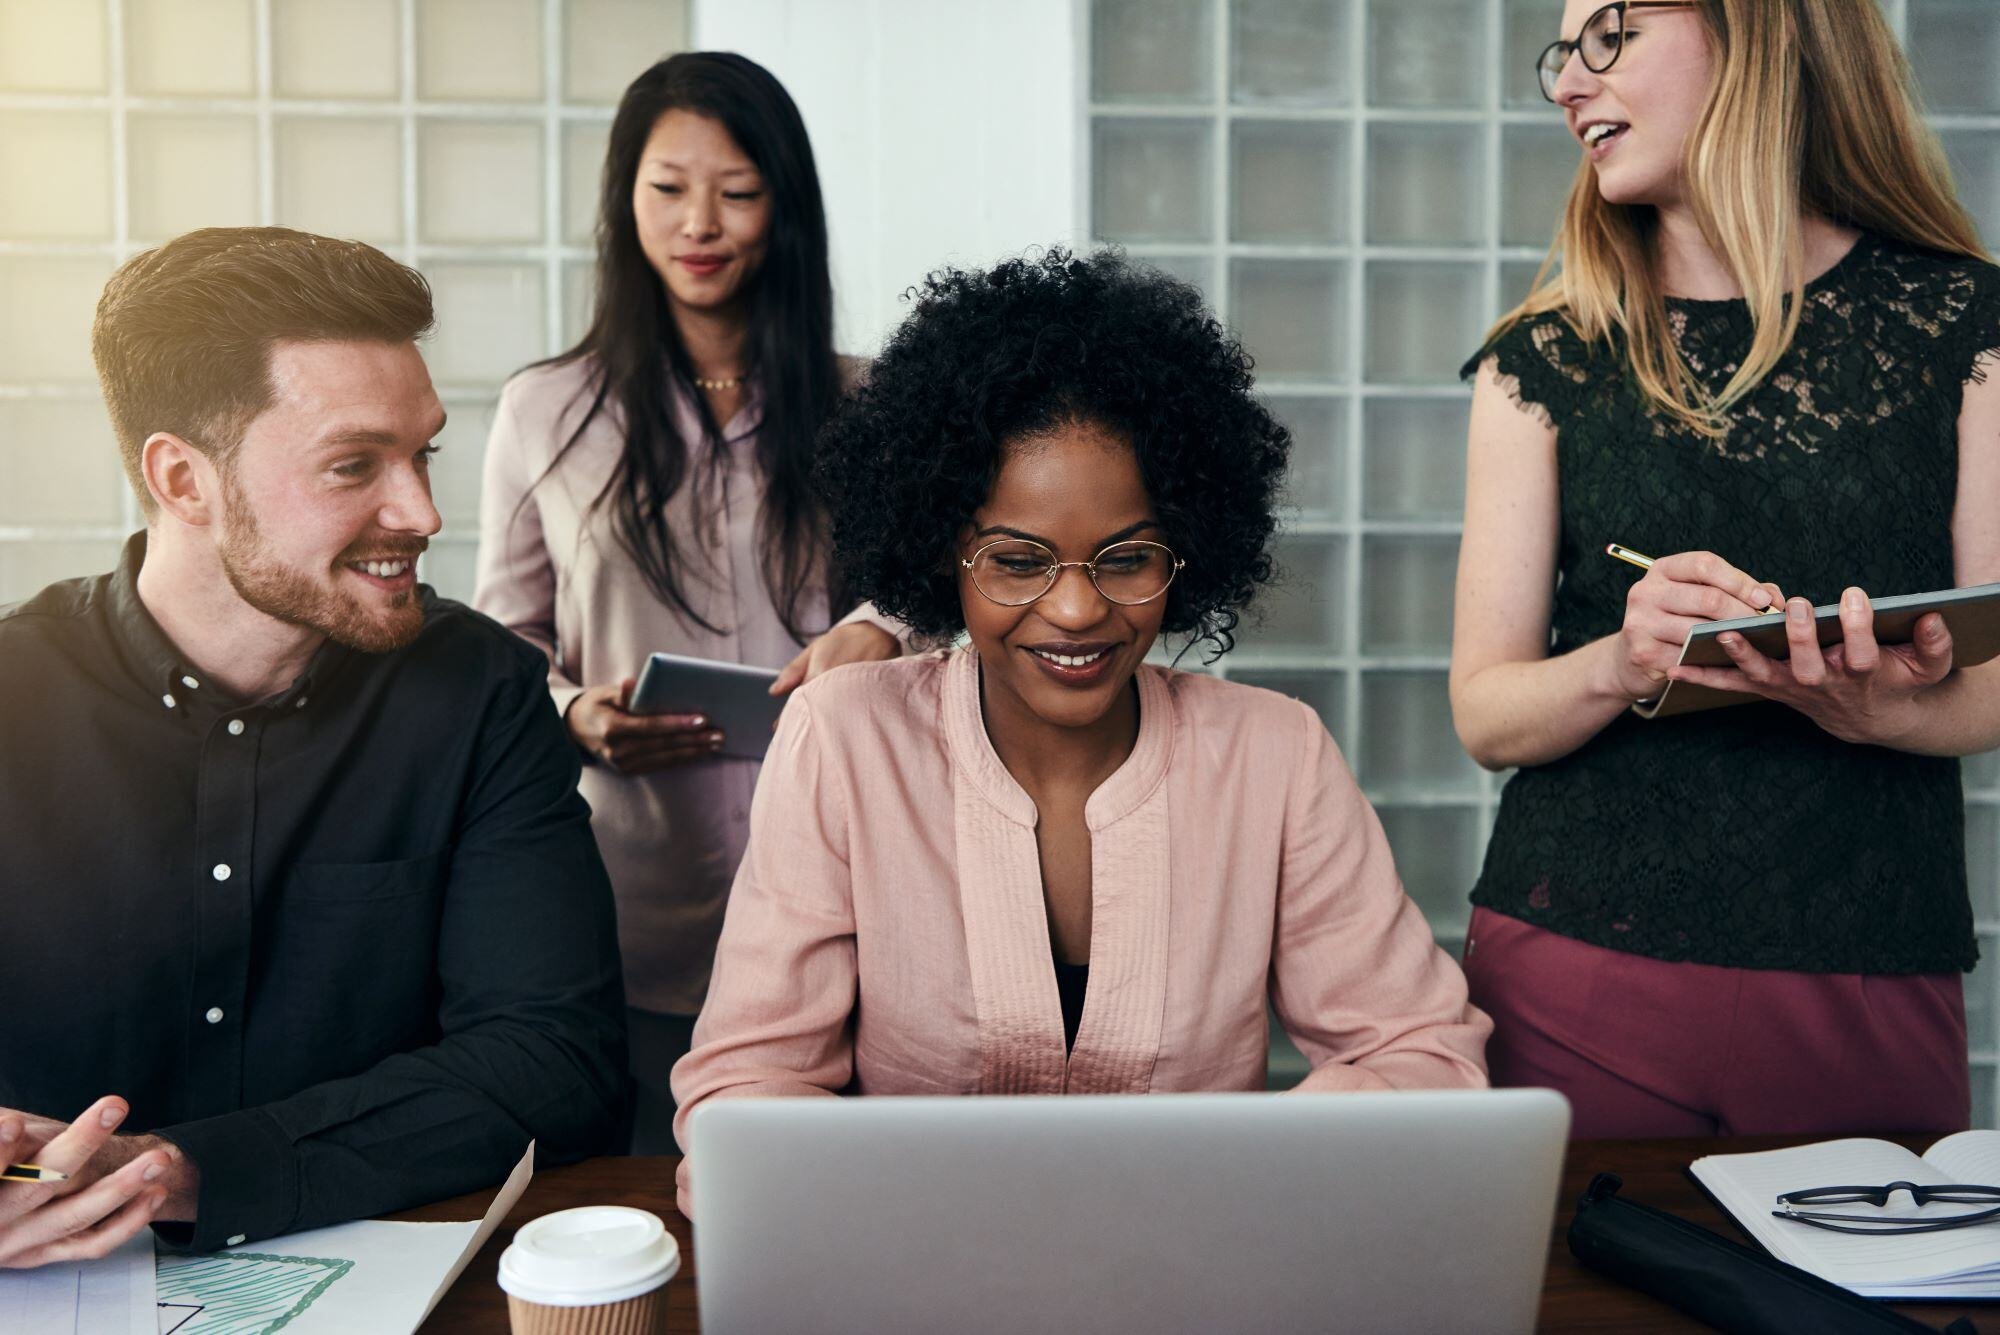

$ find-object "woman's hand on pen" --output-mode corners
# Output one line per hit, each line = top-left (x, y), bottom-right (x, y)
(771, 622), (900, 697)
(1611, 551), (1784, 700)
(0, 1097), (183, 1269)
(566, 678), (723, 774)
(1668, 587), (1955, 744)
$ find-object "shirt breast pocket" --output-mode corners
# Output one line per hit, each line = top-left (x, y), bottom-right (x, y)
(274, 851), (450, 1057)
(289, 850), (450, 903)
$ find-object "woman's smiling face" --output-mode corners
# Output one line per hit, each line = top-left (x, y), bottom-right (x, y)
(1551, 0), (1715, 211)
(631, 108), (772, 316)
(958, 419), (1172, 734)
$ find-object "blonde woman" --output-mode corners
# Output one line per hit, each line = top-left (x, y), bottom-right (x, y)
(1452, 0), (2000, 1138)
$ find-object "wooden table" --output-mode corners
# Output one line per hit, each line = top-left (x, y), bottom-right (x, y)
(403, 1138), (1995, 1332)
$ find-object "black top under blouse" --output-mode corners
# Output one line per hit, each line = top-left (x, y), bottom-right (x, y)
(1054, 958), (1090, 1051)
(1463, 233), (2000, 974)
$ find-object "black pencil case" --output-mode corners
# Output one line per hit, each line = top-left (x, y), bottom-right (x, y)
(1566, 1172), (1979, 1334)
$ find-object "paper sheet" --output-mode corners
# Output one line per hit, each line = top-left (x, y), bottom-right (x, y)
(155, 1140), (534, 1334)
(0, 1226), (157, 1335)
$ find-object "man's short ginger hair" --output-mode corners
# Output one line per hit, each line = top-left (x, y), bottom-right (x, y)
(91, 227), (434, 512)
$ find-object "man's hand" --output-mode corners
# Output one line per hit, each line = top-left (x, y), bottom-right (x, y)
(0, 1096), (197, 1268)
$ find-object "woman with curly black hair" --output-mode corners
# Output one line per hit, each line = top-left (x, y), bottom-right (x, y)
(669, 250), (1489, 1207)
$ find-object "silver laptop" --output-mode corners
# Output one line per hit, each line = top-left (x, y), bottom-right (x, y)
(690, 1088), (1570, 1335)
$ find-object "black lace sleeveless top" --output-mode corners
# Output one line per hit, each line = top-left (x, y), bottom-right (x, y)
(1463, 233), (2000, 974)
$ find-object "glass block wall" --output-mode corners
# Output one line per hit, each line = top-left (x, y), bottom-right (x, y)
(1084, 0), (2000, 1111)
(0, 0), (688, 606)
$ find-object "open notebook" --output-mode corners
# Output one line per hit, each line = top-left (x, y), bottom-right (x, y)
(1691, 1134), (2000, 1298)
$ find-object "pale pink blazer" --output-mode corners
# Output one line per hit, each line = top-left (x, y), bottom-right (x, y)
(671, 647), (1491, 1169)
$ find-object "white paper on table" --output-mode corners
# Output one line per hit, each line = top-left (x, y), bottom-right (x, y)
(0, 1226), (156, 1335)
(155, 1140), (534, 1335)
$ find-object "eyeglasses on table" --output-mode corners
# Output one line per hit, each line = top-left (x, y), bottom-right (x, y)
(1773, 1181), (2000, 1236)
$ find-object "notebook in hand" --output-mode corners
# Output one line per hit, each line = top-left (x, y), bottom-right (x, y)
(1635, 580), (2000, 719)
(1690, 1133), (2000, 1299)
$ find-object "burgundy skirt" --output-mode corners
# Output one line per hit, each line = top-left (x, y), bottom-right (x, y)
(1462, 906), (1971, 1139)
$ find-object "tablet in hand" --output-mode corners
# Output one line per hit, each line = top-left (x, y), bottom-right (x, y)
(1635, 579), (2000, 719)
(629, 652), (784, 760)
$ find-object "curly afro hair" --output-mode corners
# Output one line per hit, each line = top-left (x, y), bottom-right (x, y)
(816, 247), (1289, 657)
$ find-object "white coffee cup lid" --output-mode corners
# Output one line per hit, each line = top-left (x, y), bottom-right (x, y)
(497, 1206), (680, 1307)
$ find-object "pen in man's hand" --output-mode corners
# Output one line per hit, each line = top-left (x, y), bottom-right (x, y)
(1, 1162), (69, 1184)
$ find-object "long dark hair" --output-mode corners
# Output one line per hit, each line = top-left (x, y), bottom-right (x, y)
(540, 51), (840, 640)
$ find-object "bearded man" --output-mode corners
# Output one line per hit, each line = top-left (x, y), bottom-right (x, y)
(0, 228), (626, 1266)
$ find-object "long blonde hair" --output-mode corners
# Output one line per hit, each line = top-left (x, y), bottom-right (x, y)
(1493, 0), (1988, 437)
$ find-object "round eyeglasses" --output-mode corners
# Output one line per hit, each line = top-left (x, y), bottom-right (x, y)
(960, 538), (1184, 609)
(1536, 2), (1698, 103)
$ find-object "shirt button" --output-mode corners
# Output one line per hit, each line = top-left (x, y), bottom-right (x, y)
(227, 719), (245, 736)
(226, 1234), (246, 1246)
(294, 697), (309, 710)
(212, 863), (232, 881)
(205, 1007), (224, 1024)
(162, 694), (176, 709)
(181, 675), (200, 690)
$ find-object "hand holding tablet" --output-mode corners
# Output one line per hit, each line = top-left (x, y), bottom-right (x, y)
(1605, 545), (2000, 719)
(564, 676), (723, 774)
(629, 653), (786, 760)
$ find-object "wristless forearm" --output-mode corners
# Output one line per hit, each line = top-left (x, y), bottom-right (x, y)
(1864, 661), (2000, 757)
(1452, 637), (1636, 770)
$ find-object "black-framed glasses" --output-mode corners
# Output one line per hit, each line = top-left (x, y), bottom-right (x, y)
(1773, 1182), (2000, 1236)
(1536, 2), (1699, 102)
(960, 538), (1184, 609)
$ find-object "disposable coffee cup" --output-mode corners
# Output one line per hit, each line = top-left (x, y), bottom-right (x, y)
(497, 1205), (679, 1335)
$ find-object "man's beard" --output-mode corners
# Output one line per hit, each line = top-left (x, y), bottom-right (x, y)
(216, 479), (426, 654)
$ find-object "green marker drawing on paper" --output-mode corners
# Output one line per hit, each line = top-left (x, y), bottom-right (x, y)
(156, 1250), (354, 1334)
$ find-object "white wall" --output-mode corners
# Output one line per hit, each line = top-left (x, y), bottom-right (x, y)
(693, 0), (1082, 356)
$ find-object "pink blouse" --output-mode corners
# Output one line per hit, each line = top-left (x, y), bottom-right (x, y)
(672, 647), (1491, 1160)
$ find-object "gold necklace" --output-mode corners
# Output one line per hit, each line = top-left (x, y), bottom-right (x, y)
(693, 373), (746, 391)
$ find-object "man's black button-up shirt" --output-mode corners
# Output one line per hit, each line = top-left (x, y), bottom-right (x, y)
(0, 535), (627, 1250)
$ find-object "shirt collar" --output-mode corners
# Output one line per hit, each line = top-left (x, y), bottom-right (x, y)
(102, 530), (347, 717)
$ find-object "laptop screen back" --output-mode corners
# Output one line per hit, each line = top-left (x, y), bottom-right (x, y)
(690, 1088), (1569, 1335)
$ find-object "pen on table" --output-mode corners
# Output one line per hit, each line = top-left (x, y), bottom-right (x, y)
(1, 1163), (69, 1184)
(1604, 543), (1785, 618)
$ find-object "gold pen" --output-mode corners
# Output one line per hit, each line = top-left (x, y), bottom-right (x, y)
(1604, 542), (1656, 572)
(1605, 543), (1785, 618)
(1, 1163), (69, 1184)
